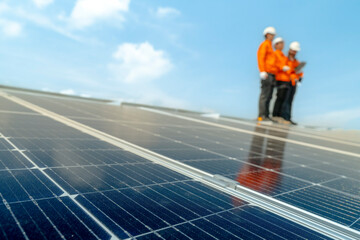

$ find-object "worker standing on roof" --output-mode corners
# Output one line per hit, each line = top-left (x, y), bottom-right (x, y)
(257, 26), (277, 123)
(282, 41), (303, 125)
(272, 37), (291, 124)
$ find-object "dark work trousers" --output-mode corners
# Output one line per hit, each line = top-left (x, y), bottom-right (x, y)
(272, 81), (290, 117)
(282, 83), (297, 121)
(258, 73), (275, 118)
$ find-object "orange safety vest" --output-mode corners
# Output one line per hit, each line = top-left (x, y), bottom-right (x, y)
(288, 59), (304, 86)
(274, 49), (290, 82)
(257, 40), (277, 74)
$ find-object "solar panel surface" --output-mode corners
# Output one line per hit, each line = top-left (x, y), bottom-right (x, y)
(0, 90), (359, 239)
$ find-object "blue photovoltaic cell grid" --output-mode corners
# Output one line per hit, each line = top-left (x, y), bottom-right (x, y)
(276, 186), (360, 226)
(353, 221), (360, 231)
(0, 196), (110, 240)
(135, 205), (332, 240)
(0, 105), (334, 239)
(0, 168), (62, 202)
(72, 119), (360, 228)
(1, 91), (357, 239)
(13, 93), (360, 232)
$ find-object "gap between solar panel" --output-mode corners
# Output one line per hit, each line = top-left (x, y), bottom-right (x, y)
(139, 107), (360, 159)
(1, 91), (360, 240)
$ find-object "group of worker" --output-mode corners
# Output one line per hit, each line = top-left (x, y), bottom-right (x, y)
(257, 26), (304, 125)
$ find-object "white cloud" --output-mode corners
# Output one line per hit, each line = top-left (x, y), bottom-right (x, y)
(60, 89), (92, 98)
(60, 89), (76, 95)
(0, 1), (127, 42)
(14, 9), (97, 43)
(69, 0), (130, 29)
(33, 0), (54, 9)
(156, 7), (181, 18)
(109, 42), (173, 83)
(0, 19), (22, 37)
(80, 93), (92, 98)
(0, 3), (10, 13)
(0, 3), (87, 42)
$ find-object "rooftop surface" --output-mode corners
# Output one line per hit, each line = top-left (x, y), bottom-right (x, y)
(0, 86), (359, 239)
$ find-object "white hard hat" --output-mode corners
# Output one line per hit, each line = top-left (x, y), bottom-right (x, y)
(289, 41), (301, 51)
(263, 26), (276, 36)
(273, 37), (284, 46)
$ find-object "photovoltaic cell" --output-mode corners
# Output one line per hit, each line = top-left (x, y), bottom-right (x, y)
(0, 151), (33, 169)
(136, 205), (332, 240)
(25, 149), (149, 167)
(0, 203), (27, 240)
(276, 185), (360, 226)
(353, 220), (360, 231)
(62, 113), (360, 230)
(0, 169), (62, 203)
(0, 96), (36, 113)
(0, 196), (110, 240)
(310, 163), (360, 181)
(322, 178), (360, 196)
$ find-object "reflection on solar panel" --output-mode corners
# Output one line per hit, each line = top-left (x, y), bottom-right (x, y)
(0, 88), (360, 239)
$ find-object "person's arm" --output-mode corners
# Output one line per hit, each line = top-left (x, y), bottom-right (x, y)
(257, 42), (267, 72)
(297, 72), (304, 82)
(294, 61), (304, 81)
(274, 52), (290, 72)
(257, 42), (269, 79)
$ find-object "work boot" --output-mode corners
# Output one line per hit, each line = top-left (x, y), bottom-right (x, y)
(273, 117), (290, 124)
(272, 116), (282, 123)
(280, 118), (291, 124)
(257, 116), (272, 125)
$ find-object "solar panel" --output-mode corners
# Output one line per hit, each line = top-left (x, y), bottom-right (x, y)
(0, 111), (326, 240)
(0, 90), (359, 239)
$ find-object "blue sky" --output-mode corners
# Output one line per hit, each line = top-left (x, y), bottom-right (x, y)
(0, 0), (359, 129)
